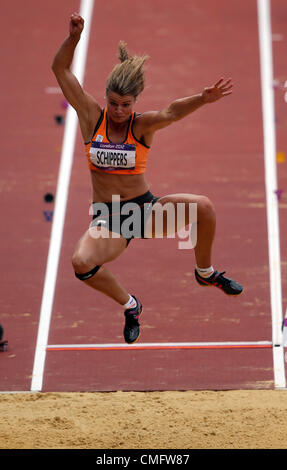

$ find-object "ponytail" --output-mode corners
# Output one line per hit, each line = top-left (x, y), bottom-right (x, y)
(106, 42), (149, 98)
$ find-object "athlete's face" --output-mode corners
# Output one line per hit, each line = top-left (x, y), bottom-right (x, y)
(106, 91), (136, 123)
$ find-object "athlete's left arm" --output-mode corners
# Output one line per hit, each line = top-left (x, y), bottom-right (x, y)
(167, 77), (233, 120)
(137, 78), (233, 138)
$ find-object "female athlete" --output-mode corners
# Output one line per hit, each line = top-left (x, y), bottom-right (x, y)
(52, 13), (243, 344)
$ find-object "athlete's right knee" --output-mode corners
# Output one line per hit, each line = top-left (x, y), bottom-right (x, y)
(72, 253), (101, 281)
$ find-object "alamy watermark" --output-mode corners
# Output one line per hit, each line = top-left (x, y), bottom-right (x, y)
(88, 195), (197, 250)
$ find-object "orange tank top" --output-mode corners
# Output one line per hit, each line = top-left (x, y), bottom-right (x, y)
(85, 108), (150, 175)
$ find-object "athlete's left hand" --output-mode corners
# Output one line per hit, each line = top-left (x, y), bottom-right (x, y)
(202, 78), (233, 103)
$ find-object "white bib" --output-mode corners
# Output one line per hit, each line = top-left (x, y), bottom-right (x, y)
(90, 141), (136, 171)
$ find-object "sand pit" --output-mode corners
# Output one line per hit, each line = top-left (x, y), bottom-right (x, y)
(1, 390), (287, 449)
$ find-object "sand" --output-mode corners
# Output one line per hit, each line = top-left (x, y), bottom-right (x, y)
(0, 390), (287, 449)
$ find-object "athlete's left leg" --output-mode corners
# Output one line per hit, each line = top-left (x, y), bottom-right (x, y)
(145, 193), (216, 268)
(144, 193), (243, 295)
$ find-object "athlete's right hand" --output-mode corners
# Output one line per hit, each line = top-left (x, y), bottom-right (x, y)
(69, 12), (84, 37)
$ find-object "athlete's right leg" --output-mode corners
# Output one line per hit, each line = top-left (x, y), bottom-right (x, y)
(71, 226), (130, 305)
(72, 226), (142, 343)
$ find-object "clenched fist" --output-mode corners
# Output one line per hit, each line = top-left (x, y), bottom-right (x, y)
(69, 12), (84, 37)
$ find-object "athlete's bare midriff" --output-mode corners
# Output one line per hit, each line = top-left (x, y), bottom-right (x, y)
(90, 170), (149, 202)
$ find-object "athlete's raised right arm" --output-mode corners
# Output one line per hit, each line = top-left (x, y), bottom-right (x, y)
(52, 13), (101, 141)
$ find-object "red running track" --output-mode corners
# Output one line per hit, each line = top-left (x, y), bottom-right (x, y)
(0, 0), (286, 391)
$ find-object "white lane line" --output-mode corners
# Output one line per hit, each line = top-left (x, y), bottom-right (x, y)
(283, 308), (287, 346)
(257, 0), (286, 388)
(31, 0), (95, 392)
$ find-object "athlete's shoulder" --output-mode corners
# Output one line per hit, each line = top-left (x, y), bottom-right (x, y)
(86, 93), (102, 118)
(78, 94), (103, 143)
(133, 111), (159, 130)
(134, 109), (173, 133)
(134, 110), (158, 121)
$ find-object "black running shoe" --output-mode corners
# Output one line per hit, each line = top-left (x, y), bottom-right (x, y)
(123, 297), (142, 344)
(194, 270), (243, 296)
(0, 324), (7, 352)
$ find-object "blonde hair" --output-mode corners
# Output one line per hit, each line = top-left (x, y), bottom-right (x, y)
(106, 41), (149, 98)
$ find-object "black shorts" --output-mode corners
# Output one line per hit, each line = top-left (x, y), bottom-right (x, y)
(91, 190), (159, 244)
